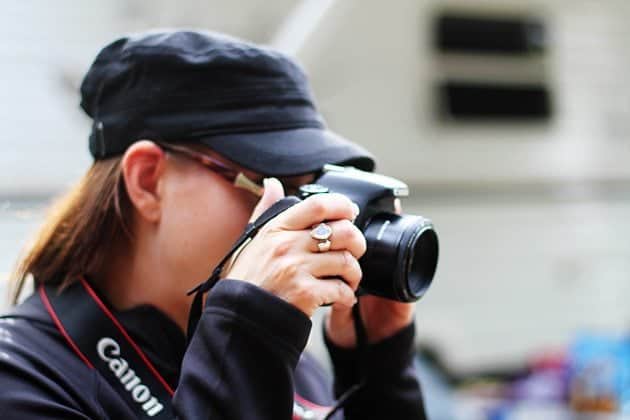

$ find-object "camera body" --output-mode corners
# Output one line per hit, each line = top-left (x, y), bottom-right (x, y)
(298, 165), (439, 302)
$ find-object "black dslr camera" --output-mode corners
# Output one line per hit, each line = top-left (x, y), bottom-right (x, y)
(297, 164), (439, 302)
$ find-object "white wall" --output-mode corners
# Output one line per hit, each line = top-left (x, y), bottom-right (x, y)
(298, 0), (630, 187)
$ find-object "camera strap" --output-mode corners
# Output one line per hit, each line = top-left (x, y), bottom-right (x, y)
(38, 279), (174, 419)
(320, 302), (367, 420)
(31, 274), (356, 420)
(185, 196), (301, 340)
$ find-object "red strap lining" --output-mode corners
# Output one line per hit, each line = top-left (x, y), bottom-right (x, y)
(79, 277), (175, 396)
(294, 393), (332, 411)
(43, 279), (329, 411)
(39, 286), (95, 370)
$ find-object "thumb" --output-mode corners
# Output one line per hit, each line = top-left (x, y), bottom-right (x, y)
(249, 178), (285, 222)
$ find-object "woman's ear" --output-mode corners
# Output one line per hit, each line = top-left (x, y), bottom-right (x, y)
(121, 140), (167, 223)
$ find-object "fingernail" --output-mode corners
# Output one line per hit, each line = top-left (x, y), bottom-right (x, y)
(263, 177), (279, 190)
(352, 202), (360, 216)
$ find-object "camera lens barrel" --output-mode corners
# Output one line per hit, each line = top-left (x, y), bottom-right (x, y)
(360, 213), (438, 302)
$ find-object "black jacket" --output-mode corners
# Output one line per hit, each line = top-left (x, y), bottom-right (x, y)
(0, 279), (426, 419)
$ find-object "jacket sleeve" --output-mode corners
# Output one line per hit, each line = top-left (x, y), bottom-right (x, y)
(325, 322), (427, 419)
(173, 279), (312, 419)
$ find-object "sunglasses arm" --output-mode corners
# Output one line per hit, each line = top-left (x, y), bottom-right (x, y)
(234, 173), (264, 197)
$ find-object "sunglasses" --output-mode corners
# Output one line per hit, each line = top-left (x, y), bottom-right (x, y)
(157, 142), (265, 197)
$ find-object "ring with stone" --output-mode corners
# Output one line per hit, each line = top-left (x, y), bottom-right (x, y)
(310, 222), (333, 252)
(316, 239), (331, 253)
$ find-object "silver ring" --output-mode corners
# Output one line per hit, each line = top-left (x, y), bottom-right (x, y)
(317, 239), (332, 253)
(310, 223), (333, 252)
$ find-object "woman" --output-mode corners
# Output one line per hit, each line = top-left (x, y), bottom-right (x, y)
(1, 30), (426, 419)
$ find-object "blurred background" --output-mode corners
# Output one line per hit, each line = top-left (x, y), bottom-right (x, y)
(1, 1), (629, 418)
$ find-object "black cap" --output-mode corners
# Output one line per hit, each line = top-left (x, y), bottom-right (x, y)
(80, 30), (375, 176)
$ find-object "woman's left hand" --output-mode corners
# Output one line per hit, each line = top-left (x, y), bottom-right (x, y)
(326, 295), (414, 347)
(325, 199), (415, 348)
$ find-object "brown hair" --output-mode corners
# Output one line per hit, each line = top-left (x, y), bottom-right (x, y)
(10, 157), (133, 304)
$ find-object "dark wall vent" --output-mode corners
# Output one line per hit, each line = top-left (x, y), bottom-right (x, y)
(435, 14), (546, 54)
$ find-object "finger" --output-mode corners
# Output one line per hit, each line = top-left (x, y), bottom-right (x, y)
(305, 220), (367, 259)
(275, 193), (358, 231)
(308, 277), (357, 309)
(394, 198), (402, 215)
(304, 250), (362, 291)
(249, 178), (285, 222)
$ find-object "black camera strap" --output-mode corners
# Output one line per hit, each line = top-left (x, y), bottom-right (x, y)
(38, 279), (175, 419)
(185, 196), (301, 339)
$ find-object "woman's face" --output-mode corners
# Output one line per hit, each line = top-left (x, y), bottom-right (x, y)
(157, 146), (314, 286)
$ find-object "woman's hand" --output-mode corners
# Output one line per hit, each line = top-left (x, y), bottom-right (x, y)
(225, 178), (367, 317)
(325, 198), (415, 347)
(325, 296), (414, 347)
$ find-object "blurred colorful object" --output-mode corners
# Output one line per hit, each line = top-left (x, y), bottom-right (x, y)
(430, 332), (630, 418)
(569, 333), (630, 414)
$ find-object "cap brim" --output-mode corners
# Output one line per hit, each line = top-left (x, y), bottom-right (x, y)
(198, 127), (375, 176)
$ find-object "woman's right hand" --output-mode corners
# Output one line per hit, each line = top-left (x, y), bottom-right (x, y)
(224, 178), (366, 317)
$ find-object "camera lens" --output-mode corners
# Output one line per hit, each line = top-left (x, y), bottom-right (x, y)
(360, 213), (438, 302)
(402, 222), (438, 299)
